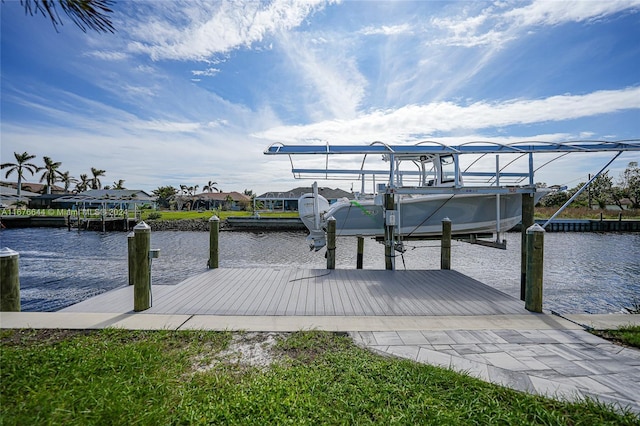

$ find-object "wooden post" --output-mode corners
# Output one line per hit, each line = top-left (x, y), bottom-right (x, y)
(441, 218), (451, 270)
(520, 193), (535, 301)
(356, 236), (364, 269)
(101, 203), (106, 233)
(67, 214), (71, 231)
(0, 248), (20, 312)
(326, 217), (336, 270)
(525, 223), (545, 313)
(208, 215), (219, 269)
(133, 221), (151, 311)
(127, 231), (135, 285)
(384, 193), (395, 270)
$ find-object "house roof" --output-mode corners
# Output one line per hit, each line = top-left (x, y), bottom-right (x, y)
(1, 181), (65, 194)
(0, 185), (41, 197)
(53, 189), (156, 203)
(193, 191), (251, 202)
(79, 189), (155, 199)
(256, 187), (354, 200)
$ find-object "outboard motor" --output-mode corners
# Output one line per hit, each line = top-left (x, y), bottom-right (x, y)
(298, 188), (330, 251)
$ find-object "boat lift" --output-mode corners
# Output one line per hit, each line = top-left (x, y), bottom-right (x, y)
(265, 139), (640, 253)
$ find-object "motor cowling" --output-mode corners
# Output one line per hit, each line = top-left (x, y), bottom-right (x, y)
(298, 193), (330, 251)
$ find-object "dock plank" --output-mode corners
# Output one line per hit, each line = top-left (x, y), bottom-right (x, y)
(62, 268), (526, 317)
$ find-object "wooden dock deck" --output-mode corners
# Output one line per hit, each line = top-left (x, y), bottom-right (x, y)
(61, 268), (526, 316)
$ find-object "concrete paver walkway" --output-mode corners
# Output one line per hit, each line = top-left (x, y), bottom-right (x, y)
(351, 326), (640, 414)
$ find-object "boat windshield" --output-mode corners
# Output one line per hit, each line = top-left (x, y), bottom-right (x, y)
(440, 155), (456, 184)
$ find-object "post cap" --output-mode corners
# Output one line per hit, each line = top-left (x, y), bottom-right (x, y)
(442, 217), (451, 222)
(209, 215), (220, 222)
(526, 223), (546, 234)
(127, 231), (135, 238)
(0, 247), (19, 258)
(133, 221), (151, 231)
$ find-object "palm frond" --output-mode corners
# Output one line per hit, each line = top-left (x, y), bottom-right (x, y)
(21, 0), (116, 33)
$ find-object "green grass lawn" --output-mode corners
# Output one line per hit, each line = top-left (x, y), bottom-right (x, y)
(1, 329), (637, 425)
(592, 325), (640, 348)
(141, 210), (299, 221)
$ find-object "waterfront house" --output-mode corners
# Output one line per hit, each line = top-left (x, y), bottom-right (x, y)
(188, 191), (251, 211)
(51, 189), (157, 210)
(255, 187), (354, 211)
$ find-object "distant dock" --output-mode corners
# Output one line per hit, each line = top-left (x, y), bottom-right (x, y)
(0, 215), (135, 231)
(511, 218), (640, 233)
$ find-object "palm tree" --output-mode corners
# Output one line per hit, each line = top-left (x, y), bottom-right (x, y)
(39, 156), (62, 194)
(58, 171), (77, 192)
(1, 151), (40, 199)
(75, 174), (90, 193)
(21, 0), (115, 33)
(203, 180), (218, 193)
(112, 179), (126, 190)
(90, 167), (106, 190)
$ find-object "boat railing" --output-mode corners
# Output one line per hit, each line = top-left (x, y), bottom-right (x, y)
(266, 139), (640, 196)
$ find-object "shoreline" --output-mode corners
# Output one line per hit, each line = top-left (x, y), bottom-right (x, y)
(2, 214), (640, 233)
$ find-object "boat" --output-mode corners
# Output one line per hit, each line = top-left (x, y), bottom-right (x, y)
(265, 140), (640, 251)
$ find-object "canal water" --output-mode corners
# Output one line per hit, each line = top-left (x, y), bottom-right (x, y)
(1, 228), (638, 314)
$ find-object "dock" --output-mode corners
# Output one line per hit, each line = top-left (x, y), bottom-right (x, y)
(60, 268), (526, 316)
(2, 267), (639, 414)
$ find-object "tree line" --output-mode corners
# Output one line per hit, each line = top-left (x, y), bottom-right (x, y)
(539, 162), (640, 210)
(152, 185), (256, 210)
(1, 151), (114, 197)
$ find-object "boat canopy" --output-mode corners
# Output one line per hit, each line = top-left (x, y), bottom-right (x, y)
(265, 139), (640, 196)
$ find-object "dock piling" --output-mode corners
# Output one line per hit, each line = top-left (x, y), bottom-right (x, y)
(208, 215), (219, 269)
(327, 217), (336, 269)
(127, 232), (135, 285)
(525, 223), (545, 313)
(356, 236), (364, 269)
(521, 193), (535, 301)
(133, 221), (151, 311)
(0, 248), (20, 312)
(441, 218), (451, 270)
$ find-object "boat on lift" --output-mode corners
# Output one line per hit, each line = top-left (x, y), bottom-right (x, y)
(265, 140), (640, 251)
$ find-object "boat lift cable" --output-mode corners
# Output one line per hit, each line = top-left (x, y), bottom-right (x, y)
(514, 152), (572, 185)
(542, 151), (623, 229)
(405, 194), (457, 239)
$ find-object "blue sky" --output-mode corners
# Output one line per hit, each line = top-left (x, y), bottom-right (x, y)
(2, 0), (639, 195)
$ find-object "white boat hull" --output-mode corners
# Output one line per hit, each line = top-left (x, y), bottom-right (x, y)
(301, 192), (545, 242)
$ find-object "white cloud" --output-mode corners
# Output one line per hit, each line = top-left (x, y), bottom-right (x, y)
(84, 50), (130, 61)
(360, 23), (413, 36)
(504, 0), (640, 27)
(124, 0), (337, 61)
(192, 68), (220, 77)
(255, 87), (640, 143)
(133, 120), (202, 133)
(429, 0), (640, 49)
(278, 31), (368, 120)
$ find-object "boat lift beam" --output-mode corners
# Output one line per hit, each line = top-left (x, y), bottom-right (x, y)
(265, 140), (640, 156)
